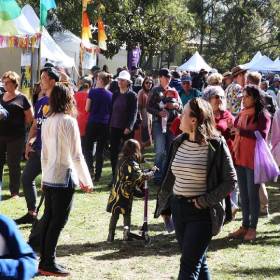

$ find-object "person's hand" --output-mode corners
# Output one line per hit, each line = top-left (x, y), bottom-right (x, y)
(124, 128), (131, 135)
(230, 127), (240, 136)
(80, 183), (93, 193)
(158, 110), (168, 117)
(25, 143), (35, 160)
(151, 166), (159, 172)
(192, 198), (202, 209)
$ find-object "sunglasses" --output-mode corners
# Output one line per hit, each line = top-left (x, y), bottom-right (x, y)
(145, 81), (152, 85)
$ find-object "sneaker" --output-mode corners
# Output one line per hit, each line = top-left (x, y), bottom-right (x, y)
(15, 213), (37, 225)
(243, 228), (257, 241)
(39, 263), (70, 277)
(228, 226), (248, 239)
(163, 215), (175, 233)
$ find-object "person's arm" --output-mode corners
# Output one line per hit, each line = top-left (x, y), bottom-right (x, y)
(24, 107), (34, 126)
(239, 112), (271, 140)
(64, 117), (93, 191)
(0, 215), (37, 280)
(25, 119), (37, 159)
(85, 98), (91, 112)
(196, 139), (237, 208)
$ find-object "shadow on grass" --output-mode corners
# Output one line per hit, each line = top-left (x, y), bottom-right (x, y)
(57, 233), (179, 259)
(224, 267), (280, 278)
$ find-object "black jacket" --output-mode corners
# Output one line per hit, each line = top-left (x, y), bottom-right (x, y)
(111, 89), (138, 131)
(155, 133), (237, 236)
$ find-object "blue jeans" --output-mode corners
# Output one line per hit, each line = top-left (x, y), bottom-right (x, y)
(152, 121), (174, 184)
(236, 166), (260, 229)
(171, 196), (212, 280)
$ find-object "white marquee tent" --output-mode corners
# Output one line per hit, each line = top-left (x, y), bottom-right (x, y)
(177, 51), (211, 72)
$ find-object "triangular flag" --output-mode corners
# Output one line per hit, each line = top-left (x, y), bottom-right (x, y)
(98, 17), (107, 50)
(82, 11), (92, 41)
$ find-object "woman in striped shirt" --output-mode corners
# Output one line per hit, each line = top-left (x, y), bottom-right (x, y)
(155, 98), (237, 280)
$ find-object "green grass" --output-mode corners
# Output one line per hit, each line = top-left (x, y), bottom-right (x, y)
(1, 149), (280, 280)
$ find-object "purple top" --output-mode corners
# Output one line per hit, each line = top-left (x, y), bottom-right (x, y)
(110, 94), (128, 129)
(88, 88), (112, 124)
(33, 96), (49, 151)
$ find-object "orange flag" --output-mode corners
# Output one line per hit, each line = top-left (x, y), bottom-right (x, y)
(82, 11), (92, 41)
(98, 17), (107, 50)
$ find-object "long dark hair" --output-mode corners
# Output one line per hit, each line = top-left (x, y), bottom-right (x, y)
(49, 84), (77, 117)
(188, 98), (219, 144)
(243, 85), (265, 122)
(142, 76), (154, 92)
(120, 139), (142, 162)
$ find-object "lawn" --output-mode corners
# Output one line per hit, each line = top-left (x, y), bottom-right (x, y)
(0, 149), (280, 280)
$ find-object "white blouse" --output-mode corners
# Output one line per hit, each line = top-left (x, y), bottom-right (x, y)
(41, 113), (93, 188)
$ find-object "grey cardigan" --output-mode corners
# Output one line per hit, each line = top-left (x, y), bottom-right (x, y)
(154, 133), (237, 236)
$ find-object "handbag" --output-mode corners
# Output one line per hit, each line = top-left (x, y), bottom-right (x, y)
(254, 130), (280, 184)
(28, 193), (45, 252)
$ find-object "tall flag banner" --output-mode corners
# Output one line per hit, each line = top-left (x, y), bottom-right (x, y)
(40, 0), (56, 27)
(82, 0), (92, 10)
(82, 11), (92, 41)
(98, 17), (107, 50)
(0, 0), (21, 35)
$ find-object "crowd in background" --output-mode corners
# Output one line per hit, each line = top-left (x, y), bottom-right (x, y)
(0, 62), (280, 278)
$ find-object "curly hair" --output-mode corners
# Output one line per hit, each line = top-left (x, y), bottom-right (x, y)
(48, 83), (77, 117)
(188, 98), (219, 144)
(120, 139), (142, 162)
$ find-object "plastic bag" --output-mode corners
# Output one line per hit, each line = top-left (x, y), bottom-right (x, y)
(254, 131), (280, 184)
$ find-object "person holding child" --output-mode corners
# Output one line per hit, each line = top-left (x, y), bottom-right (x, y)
(106, 139), (157, 242)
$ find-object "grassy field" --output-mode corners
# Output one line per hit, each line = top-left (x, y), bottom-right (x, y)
(0, 149), (280, 280)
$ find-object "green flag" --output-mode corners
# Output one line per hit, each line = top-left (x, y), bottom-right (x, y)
(0, 0), (21, 21)
(40, 0), (57, 27)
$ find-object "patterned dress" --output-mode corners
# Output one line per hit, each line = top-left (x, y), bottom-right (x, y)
(106, 157), (150, 215)
(225, 82), (243, 115)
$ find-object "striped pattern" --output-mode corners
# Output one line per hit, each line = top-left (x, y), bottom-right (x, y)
(171, 140), (208, 197)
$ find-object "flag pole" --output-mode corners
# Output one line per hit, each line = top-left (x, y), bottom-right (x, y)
(37, 0), (42, 81)
(79, 1), (84, 77)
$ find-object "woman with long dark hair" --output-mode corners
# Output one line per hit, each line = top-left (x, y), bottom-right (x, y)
(155, 98), (237, 279)
(229, 85), (271, 241)
(39, 84), (93, 277)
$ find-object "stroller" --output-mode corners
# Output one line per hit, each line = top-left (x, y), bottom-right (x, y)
(127, 180), (151, 246)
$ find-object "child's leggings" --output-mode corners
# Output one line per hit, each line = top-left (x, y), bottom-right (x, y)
(109, 212), (131, 233)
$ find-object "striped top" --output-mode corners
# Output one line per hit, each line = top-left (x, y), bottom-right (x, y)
(171, 140), (208, 197)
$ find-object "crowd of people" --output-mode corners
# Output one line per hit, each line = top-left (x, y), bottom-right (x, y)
(0, 62), (279, 279)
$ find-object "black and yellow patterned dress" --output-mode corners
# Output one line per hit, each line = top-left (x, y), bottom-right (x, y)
(106, 157), (147, 215)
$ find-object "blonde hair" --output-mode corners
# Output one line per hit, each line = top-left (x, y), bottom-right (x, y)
(245, 71), (262, 86)
(98, 71), (112, 86)
(207, 73), (223, 86)
(2, 71), (20, 88)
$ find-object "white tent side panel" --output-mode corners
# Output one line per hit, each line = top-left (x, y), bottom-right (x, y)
(0, 48), (21, 76)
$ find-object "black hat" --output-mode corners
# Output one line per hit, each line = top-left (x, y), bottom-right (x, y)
(91, 65), (100, 73)
(159, 68), (171, 78)
(41, 67), (60, 82)
(44, 62), (55, 68)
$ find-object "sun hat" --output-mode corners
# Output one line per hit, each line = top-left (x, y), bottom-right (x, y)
(117, 70), (132, 83)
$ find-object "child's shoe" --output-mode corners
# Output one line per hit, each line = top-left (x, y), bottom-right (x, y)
(123, 226), (132, 241)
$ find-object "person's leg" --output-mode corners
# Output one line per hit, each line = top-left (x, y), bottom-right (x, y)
(21, 151), (41, 212)
(43, 188), (74, 266)
(198, 255), (211, 280)
(259, 183), (269, 215)
(95, 124), (108, 180)
(236, 166), (250, 229)
(0, 138), (7, 190)
(246, 168), (260, 229)
(6, 137), (25, 195)
(84, 123), (95, 173)
(152, 121), (166, 184)
(107, 212), (119, 241)
(110, 127), (123, 177)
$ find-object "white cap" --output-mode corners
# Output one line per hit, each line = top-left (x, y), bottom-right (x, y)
(117, 70), (132, 83)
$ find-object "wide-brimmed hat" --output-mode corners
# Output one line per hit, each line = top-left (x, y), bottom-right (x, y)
(231, 66), (246, 77)
(117, 70), (132, 83)
(223, 71), (232, 78)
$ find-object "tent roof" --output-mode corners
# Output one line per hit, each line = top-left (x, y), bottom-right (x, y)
(240, 51), (263, 69)
(249, 55), (275, 71)
(177, 51), (211, 72)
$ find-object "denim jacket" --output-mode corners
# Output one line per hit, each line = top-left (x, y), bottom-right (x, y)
(154, 133), (237, 236)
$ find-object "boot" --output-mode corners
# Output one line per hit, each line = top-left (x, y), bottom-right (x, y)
(243, 228), (257, 241)
(107, 231), (115, 242)
(228, 226), (248, 239)
(123, 226), (132, 241)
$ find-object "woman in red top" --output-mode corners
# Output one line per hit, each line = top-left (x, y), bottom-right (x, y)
(228, 85), (271, 241)
(74, 77), (91, 156)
